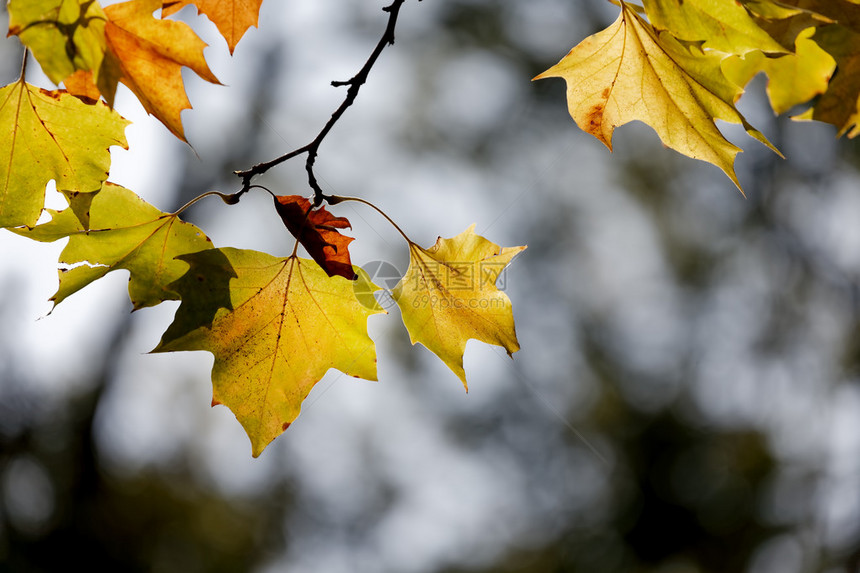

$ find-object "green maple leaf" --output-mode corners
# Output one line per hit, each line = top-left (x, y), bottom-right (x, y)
(723, 28), (836, 114)
(0, 79), (128, 228)
(155, 248), (385, 457)
(534, 1), (779, 192)
(7, 0), (110, 88)
(723, 26), (835, 114)
(14, 182), (213, 310)
(643, 0), (788, 55)
(794, 24), (860, 136)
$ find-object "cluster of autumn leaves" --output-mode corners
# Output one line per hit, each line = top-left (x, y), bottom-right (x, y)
(536, 0), (860, 193)
(1, 0), (248, 231)
(1, 0), (526, 456)
(11, 0), (857, 456)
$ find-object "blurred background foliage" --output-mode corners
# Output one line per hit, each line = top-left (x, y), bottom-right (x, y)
(1, 0), (860, 572)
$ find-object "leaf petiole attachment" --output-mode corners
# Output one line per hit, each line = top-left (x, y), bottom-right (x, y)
(170, 190), (244, 216)
(326, 194), (413, 245)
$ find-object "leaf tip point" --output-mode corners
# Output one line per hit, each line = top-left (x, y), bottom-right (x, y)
(250, 438), (269, 458)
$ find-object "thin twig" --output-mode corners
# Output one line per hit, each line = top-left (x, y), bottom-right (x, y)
(233, 0), (414, 205)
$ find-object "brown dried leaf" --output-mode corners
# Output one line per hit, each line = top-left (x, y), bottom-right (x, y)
(273, 195), (356, 281)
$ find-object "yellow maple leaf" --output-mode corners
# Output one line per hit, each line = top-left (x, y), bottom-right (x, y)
(794, 24), (860, 136)
(155, 248), (385, 457)
(723, 26), (835, 115)
(14, 182), (213, 310)
(392, 225), (526, 391)
(745, 0), (860, 135)
(162, 0), (263, 54)
(534, 1), (779, 192)
(104, 0), (220, 141)
(0, 80), (128, 228)
(7, 0), (111, 88)
(643, 0), (787, 55)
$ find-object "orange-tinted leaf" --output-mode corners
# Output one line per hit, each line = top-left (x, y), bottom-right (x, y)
(273, 195), (356, 281)
(104, 0), (220, 141)
(162, 0), (263, 54)
(63, 70), (102, 101)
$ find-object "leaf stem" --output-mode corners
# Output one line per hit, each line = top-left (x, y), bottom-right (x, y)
(247, 184), (276, 198)
(19, 49), (28, 81)
(170, 190), (241, 216)
(233, 0), (415, 204)
(326, 195), (413, 245)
